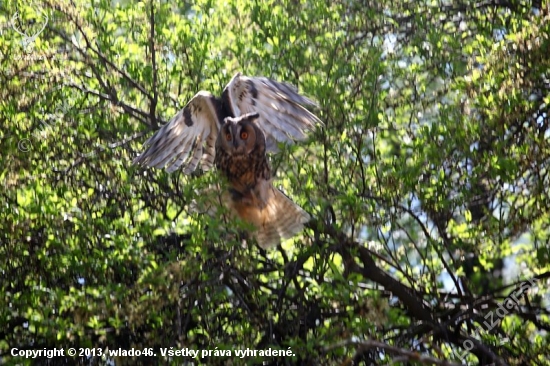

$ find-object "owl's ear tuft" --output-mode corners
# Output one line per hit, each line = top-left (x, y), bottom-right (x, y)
(244, 112), (260, 121)
(223, 116), (236, 125)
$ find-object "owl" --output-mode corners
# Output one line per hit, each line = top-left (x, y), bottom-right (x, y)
(133, 72), (322, 248)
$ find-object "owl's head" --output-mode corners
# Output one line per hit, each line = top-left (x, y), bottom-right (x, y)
(218, 112), (265, 156)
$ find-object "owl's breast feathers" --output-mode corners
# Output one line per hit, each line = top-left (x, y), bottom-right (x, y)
(213, 148), (309, 248)
(215, 148), (271, 195)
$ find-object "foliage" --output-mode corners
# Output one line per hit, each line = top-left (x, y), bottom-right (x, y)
(1, 0), (549, 365)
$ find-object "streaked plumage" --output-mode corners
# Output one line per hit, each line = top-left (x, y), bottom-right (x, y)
(133, 72), (322, 248)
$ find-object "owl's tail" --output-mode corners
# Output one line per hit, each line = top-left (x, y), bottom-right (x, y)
(190, 183), (311, 249)
(253, 187), (311, 249)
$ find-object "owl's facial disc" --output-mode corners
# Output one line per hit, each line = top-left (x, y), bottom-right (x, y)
(223, 114), (260, 156)
(222, 121), (245, 155)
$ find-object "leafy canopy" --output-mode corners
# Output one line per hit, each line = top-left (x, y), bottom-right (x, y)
(1, 0), (549, 365)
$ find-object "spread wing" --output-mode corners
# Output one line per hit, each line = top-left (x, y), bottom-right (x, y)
(133, 91), (223, 173)
(223, 73), (323, 151)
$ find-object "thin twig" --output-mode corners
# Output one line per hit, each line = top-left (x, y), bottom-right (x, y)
(149, 1), (158, 129)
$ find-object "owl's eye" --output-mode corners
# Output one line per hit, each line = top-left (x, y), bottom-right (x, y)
(240, 131), (248, 140)
(225, 132), (232, 141)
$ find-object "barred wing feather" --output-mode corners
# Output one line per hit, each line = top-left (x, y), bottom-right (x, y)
(224, 73), (323, 152)
(133, 92), (222, 173)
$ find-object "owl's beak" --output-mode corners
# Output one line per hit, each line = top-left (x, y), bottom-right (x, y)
(231, 124), (240, 149)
